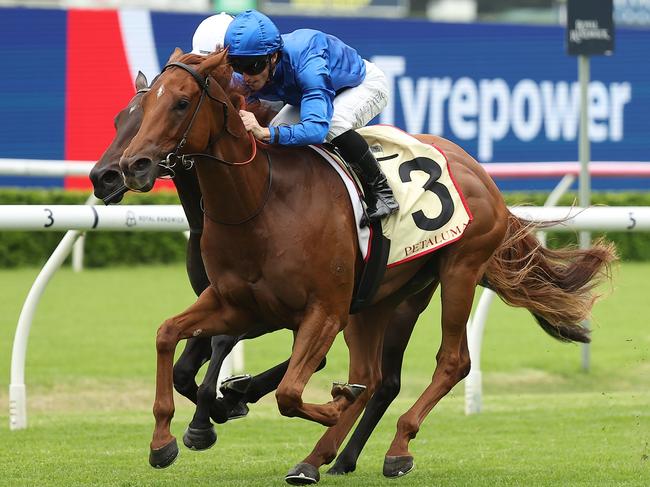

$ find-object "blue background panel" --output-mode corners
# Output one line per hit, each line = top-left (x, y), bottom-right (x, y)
(0, 9), (67, 188)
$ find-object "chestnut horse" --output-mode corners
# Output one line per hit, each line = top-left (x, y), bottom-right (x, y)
(119, 50), (615, 482)
(89, 66), (536, 477)
(89, 68), (328, 450)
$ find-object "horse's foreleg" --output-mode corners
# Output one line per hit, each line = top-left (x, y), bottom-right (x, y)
(185, 231), (210, 297)
(150, 287), (238, 469)
(383, 266), (478, 478)
(238, 355), (327, 405)
(150, 319), (183, 468)
(327, 283), (437, 475)
(183, 334), (238, 451)
(275, 306), (344, 426)
(172, 337), (212, 403)
(171, 231), (211, 404)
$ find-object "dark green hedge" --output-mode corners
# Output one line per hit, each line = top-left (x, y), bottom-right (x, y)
(1, 189), (649, 268)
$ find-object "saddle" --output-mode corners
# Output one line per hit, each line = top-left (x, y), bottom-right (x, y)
(310, 126), (472, 314)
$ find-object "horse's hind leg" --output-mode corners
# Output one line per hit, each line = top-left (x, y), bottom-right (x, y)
(285, 300), (399, 484)
(327, 283), (438, 475)
(274, 305), (347, 427)
(383, 258), (484, 478)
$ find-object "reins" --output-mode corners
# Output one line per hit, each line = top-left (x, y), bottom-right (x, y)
(201, 150), (273, 226)
(156, 60), (271, 226)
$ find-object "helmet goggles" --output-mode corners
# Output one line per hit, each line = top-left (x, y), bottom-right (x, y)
(229, 55), (269, 76)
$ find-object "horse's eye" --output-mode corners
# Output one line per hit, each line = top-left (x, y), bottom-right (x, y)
(175, 99), (190, 111)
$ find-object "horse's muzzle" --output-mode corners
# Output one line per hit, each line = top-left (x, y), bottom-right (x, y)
(120, 156), (157, 192)
(90, 165), (127, 203)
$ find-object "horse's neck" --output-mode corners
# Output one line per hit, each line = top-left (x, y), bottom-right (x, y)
(196, 132), (269, 224)
(173, 169), (203, 231)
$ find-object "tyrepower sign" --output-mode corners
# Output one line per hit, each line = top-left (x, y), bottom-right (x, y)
(261, 0), (408, 18)
(567, 0), (614, 55)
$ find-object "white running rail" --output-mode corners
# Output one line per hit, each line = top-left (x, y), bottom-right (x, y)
(4, 204), (650, 429)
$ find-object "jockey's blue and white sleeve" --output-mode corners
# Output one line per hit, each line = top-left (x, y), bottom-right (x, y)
(269, 46), (336, 146)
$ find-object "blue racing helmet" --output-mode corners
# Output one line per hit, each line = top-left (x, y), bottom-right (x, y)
(225, 9), (283, 56)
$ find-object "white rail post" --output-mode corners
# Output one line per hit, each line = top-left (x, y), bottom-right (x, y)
(9, 229), (83, 430)
(232, 342), (245, 373)
(536, 174), (576, 246)
(465, 288), (496, 415)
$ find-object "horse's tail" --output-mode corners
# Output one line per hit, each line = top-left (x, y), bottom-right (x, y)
(484, 211), (617, 343)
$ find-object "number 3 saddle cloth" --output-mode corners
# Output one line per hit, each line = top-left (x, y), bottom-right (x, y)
(311, 125), (473, 267)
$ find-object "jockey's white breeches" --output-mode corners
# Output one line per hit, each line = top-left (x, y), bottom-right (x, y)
(269, 60), (389, 142)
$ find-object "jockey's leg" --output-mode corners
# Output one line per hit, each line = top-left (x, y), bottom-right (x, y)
(332, 129), (399, 226)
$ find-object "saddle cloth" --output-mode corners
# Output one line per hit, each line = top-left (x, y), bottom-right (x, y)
(309, 125), (473, 267)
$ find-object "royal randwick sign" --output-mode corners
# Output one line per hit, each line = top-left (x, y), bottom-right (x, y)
(567, 0), (615, 56)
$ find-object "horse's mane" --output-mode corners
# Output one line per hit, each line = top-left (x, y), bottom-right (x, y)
(175, 51), (234, 89)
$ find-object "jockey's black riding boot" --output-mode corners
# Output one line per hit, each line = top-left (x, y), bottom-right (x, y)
(332, 130), (399, 226)
(355, 148), (399, 224)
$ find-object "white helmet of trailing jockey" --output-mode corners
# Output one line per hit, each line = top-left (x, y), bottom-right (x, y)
(191, 12), (234, 55)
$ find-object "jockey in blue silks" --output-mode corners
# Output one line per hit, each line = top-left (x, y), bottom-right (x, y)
(224, 9), (398, 225)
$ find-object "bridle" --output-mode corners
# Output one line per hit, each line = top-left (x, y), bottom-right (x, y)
(158, 61), (260, 172)
(155, 61), (272, 226)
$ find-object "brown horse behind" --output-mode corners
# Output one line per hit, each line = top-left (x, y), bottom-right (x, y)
(119, 50), (615, 482)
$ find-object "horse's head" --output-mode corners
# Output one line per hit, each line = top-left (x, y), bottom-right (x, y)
(119, 48), (236, 192)
(89, 71), (151, 204)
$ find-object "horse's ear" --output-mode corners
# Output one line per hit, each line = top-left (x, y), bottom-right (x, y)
(135, 71), (148, 91)
(197, 49), (229, 78)
(166, 47), (184, 65)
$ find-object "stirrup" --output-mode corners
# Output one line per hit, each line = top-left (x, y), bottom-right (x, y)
(219, 374), (251, 395)
(360, 198), (398, 227)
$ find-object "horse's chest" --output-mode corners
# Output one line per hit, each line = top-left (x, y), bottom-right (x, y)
(210, 273), (303, 327)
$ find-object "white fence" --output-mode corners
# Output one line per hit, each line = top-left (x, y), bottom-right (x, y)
(3, 204), (650, 232)
(3, 158), (650, 428)
(4, 204), (650, 430)
(4, 204), (213, 431)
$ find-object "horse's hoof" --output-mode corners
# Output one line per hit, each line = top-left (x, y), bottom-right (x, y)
(227, 401), (250, 420)
(331, 382), (367, 402)
(219, 374), (252, 396)
(326, 460), (356, 475)
(285, 462), (320, 485)
(149, 438), (179, 469)
(182, 425), (217, 451)
(383, 455), (414, 478)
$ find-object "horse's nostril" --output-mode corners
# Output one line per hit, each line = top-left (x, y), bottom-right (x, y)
(133, 158), (152, 173)
(102, 170), (120, 185)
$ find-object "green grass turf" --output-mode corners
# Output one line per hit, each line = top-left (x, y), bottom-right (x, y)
(0, 263), (648, 486)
